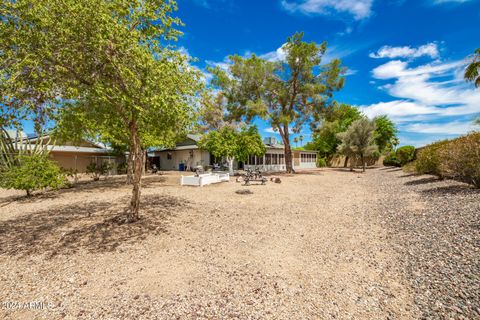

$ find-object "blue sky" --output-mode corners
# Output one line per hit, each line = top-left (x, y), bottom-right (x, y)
(176, 0), (480, 147)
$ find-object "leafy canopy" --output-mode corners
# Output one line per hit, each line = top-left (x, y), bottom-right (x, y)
(208, 32), (345, 172)
(373, 115), (398, 153)
(1, 0), (202, 149)
(337, 118), (377, 159)
(465, 48), (480, 88)
(198, 126), (265, 163)
(311, 103), (362, 158)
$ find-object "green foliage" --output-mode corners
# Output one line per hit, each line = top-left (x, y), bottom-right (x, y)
(1, 0), (203, 219)
(198, 126), (265, 172)
(438, 132), (480, 187)
(316, 157), (327, 168)
(208, 32), (345, 172)
(311, 103), (362, 159)
(464, 48), (480, 88)
(337, 118), (377, 169)
(0, 154), (66, 196)
(373, 115), (398, 153)
(395, 146), (415, 166)
(415, 140), (450, 176)
(414, 133), (480, 187)
(383, 152), (400, 167)
(86, 162), (113, 181)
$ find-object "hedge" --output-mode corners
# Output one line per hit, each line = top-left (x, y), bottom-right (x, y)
(414, 132), (480, 188)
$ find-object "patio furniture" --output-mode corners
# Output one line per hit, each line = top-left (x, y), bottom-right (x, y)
(180, 172), (230, 187)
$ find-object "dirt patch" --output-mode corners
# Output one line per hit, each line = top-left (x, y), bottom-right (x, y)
(0, 169), (420, 319)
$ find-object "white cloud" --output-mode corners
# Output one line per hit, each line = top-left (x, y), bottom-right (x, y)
(369, 43), (439, 59)
(359, 54), (480, 143)
(264, 127), (277, 134)
(403, 121), (477, 135)
(260, 45), (287, 62)
(281, 0), (374, 20)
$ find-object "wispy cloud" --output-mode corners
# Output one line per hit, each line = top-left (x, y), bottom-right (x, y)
(369, 43), (439, 59)
(403, 121), (477, 135)
(431, 0), (475, 4)
(359, 50), (480, 144)
(280, 0), (374, 20)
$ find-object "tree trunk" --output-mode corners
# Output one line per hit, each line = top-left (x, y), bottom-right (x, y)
(343, 156), (349, 168)
(279, 125), (294, 173)
(349, 156), (354, 172)
(126, 122), (143, 223)
(361, 153), (366, 172)
(227, 157), (234, 175)
(126, 146), (134, 184)
(285, 143), (293, 173)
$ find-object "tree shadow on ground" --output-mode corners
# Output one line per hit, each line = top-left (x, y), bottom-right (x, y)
(404, 177), (440, 186)
(399, 173), (420, 178)
(0, 175), (167, 206)
(420, 185), (480, 197)
(385, 168), (403, 172)
(0, 194), (188, 258)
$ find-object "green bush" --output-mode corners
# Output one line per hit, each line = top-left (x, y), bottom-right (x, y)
(86, 161), (113, 181)
(0, 154), (67, 196)
(396, 145), (415, 166)
(415, 140), (450, 176)
(383, 152), (400, 167)
(316, 157), (327, 167)
(438, 132), (480, 187)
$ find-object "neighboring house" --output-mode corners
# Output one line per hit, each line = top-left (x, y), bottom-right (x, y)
(244, 137), (318, 171)
(8, 132), (124, 173)
(149, 135), (318, 172)
(148, 134), (211, 171)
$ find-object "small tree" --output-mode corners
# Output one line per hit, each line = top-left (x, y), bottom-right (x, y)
(311, 103), (362, 166)
(293, 137), (299, 148)
(0, 154), (66, 196)
(299, 135), (304, 147)
(198, 126), (265, 175)
(337, 118), (377, 172)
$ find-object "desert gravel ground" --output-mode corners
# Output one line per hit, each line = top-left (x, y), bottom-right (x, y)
(0, 168), (478, 319)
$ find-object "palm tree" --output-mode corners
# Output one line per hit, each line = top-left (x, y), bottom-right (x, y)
(299, 135), (304, 147)
(293, 137), (299, 148)
(465, 48), (480, 88)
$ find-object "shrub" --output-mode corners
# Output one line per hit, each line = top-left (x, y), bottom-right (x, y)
(86, 161), (113, 181)
(415, 140), (450, 176)
(0, 154), (67, 196)
(316, 157), (327, 167)
(383, 152), (400, 167)
(396, 145), (415, 166)
(438, 132), (480, 187)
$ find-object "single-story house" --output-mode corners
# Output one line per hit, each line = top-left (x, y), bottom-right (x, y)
(149, 135), (318, 172)
(7, 131), (124, 173)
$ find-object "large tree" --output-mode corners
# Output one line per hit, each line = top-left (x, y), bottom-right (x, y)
(1, 0), (202, 222)
(197, 91), (265, 174)
(209, 32), (345, 173)
(465, 48), (480, 87)
(337, 118), (377, 172)
(373, 115), (398, 153)
(311, 103), (362, 161)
